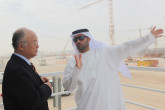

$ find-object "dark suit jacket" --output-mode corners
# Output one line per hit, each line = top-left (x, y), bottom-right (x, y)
(2, 54), (52, 110)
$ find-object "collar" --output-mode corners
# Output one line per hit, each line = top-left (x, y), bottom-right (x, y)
(13, 53), (31, 65)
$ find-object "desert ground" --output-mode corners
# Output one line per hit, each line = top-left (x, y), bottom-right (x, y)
(0, 56), (165, 110)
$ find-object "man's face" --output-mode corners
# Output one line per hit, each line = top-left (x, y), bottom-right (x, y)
(21, 31), (39, 59)
(73, 34), (90, 53)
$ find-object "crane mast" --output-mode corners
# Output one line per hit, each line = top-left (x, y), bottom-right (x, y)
(108, 0), (115, 45)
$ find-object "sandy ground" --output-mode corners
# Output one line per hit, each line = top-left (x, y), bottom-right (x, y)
(120, 70), (165, 110)
(0, 56), (165, 110)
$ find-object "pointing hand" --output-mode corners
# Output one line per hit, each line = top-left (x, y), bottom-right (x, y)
(151, 26), (164, 38)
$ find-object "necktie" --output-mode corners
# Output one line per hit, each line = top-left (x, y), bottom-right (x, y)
(31, 62), (38, 74)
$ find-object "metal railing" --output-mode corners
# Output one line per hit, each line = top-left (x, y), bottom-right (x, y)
(122, 83), (165, 93)
(128, 66), (165, 72)
(125, 100), (161, 110)
(0, 66), (165, 110)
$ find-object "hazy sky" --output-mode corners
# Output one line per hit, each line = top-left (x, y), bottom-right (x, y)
(0, 0), (165, 55)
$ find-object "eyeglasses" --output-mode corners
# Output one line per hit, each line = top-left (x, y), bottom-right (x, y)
(73, 36), (86, 43)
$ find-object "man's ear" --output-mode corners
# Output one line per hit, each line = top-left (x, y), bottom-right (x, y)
(18, 43), (24, 51)
(87, 37), (90, 42)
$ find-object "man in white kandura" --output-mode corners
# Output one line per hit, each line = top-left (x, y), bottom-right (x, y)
(63, 27), (163, 110)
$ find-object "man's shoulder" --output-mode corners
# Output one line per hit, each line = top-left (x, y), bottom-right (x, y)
(94, 46), (114, 52)
(7, 57), (24, 67)
(5, 57), (28, 74)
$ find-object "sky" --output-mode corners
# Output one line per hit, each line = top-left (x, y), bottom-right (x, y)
(0, 0), (165, 55)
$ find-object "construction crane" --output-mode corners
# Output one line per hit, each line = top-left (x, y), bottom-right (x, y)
(79, 0), (161, 48)
(79, 0), (104, 10)
(79, 0), (115, 45)
(62, 37), (70, 55)
(61, 0), (114, 56)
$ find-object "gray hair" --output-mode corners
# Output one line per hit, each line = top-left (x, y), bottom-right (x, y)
(12, 29), (26, 50)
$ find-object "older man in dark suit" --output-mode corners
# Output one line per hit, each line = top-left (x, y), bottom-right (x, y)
(2, 28), (52, 110)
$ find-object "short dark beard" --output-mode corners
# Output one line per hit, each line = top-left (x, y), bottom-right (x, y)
(77, 40), (89, 53)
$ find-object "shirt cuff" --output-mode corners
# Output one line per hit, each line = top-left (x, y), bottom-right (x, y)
(148, 32), (156, 44)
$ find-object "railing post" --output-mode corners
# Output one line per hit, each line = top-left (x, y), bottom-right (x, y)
(52, 76), (61, 110)
(52, 76), (56, 107)
(58, 77), (61, 110)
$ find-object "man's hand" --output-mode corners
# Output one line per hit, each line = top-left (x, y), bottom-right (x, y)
(75, 54), (82, 69)
(151, 26), (164, 38)
(45, 82), (52, 90)
(41, 77), (49, 83)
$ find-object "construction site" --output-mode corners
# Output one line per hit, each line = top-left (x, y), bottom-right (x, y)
(0, 0), (165, 110)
